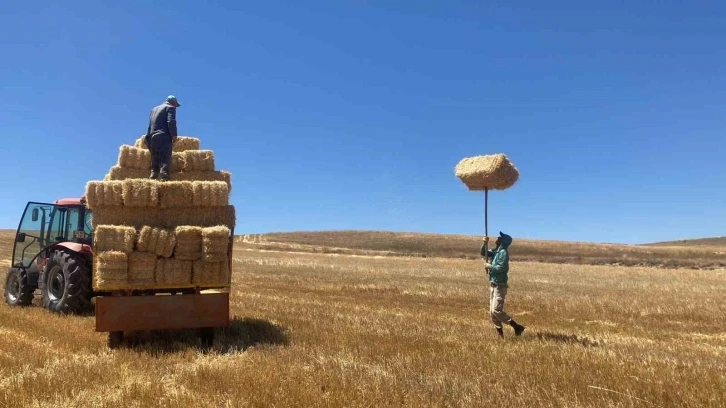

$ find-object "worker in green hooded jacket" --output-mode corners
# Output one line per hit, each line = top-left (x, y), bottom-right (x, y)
(481, 231), (525, 339)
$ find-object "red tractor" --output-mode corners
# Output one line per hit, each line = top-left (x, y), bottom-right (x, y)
(4, 198), (94, 313)
(4, 198), (231, 349)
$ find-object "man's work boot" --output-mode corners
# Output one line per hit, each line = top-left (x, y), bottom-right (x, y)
(496, 327), (504, 339)
(510, 320), (525, 336)
(149, 171), (158, 180)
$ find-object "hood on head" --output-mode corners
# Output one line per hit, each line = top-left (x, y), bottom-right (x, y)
(497, 231), (512, 249)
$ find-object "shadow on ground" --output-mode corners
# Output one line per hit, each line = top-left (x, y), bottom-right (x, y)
(118, 317), (289, 355)
(533, 331), (603, 348)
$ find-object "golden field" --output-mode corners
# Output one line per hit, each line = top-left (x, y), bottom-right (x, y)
(1, 230), (725, 407)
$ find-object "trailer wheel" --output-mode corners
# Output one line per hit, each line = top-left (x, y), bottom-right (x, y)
(108, 331), (124, 349)
(39, 250), (92, 314)
(4, 268), (34, 306)
(199, 327), (215, 351)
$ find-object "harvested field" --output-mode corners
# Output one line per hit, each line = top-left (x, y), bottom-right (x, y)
(253, 231), (726, 269)
(0, 232), (724, 407)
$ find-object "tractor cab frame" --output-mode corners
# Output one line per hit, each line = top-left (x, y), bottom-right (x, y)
(4, 198), (93, 312)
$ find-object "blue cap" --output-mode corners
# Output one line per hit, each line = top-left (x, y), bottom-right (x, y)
(165, 95), (181, 106)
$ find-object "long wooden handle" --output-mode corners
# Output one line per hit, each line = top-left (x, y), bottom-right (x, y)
(484, 188), (489, 263)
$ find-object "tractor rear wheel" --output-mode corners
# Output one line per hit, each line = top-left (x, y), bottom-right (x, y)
(4, 268), (34, 306)
(39, 250), (92, 314)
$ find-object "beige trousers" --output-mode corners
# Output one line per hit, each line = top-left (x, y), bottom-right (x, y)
(489, 284), (511, 329)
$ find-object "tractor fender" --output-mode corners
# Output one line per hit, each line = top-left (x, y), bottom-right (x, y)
(53, 243), (93, 261)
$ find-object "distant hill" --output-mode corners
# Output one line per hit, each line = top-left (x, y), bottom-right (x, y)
(645, 237), (726, 247)
(238, 230), (726, 270)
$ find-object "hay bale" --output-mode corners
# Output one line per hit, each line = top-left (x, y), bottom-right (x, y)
(91, 205), (236, 230)
(137, 226), (176, 257)
(158, 181), (193, 208)
(118, 145), (186, 172)
(128, 251), (156, 287)
(171, 153), (186, 172)
(202, 226), (229, 262)
(174, 226), (203, 261)
(104, 166), (148, 181)
(94, 251), (128, 290)
(118, 145), (151, 170)
(172, 170), (231, 190)
(85, 181), (123, 209)
(94, 225), (136, 253)
(454, 154), (519, 191)
(183, 150), (215, 172)
(192, 181), (229, 207)
(155, 258), (192, 286)
(122, 179), (160, 207)
(192, 260), (230, 286)
(135, 135), (201, 152)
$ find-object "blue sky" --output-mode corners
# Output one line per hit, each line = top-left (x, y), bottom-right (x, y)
(1, 1), (724, 244)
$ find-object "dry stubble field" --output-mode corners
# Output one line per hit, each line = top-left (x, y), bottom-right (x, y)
(1, 231), (725, 407)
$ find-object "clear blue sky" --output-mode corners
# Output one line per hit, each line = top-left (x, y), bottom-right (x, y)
(1, 1), (724, 244)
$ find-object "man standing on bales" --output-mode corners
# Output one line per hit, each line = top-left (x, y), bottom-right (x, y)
(145, 95), (180, 181)
(482, 232), (525, 339)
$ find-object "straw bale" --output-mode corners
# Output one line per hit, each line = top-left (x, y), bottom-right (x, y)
(155, 258), (193, 286)
(172, 170), (231, 190)
(183, 150), (215, 172)
(192, 181), (229, 207)
(171, 153), (186, 172)
(94, 225), (136, 253)
(91, 205), (236, 230)
(158, 181), (193, 208)
(174, 226), (203, 261)
(122, 179), (160, 207)
(94, 251), (128, 290)
(85, 181), (123, 209)
(118, 145), (151, 170)
(202, 226), (229, 262)
(128, 251), (156, 287)
(192, 260), (230, 286)
(454, 154), (519, 191)
(137, 226), (176, 257)
(135, 135), (201, 152)
(104, 166), (148, 181)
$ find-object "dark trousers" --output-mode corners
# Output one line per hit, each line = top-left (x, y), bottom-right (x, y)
(149, 133), (172, 180)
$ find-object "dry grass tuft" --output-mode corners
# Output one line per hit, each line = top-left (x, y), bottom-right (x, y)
(202, 226), (229, 262)
(455, 153), (519, 190)
(93, 251), (128, 290)
(93, 225), (136, 253)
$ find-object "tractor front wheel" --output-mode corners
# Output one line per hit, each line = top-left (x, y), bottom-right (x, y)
(4, 268), (34, 306)
(39, 250), (92, 314)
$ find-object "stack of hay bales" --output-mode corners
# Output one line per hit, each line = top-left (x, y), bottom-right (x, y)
(86, 136), (235, 291)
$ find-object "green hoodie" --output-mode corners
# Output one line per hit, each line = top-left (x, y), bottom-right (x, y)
(480, 232), (512, 286)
